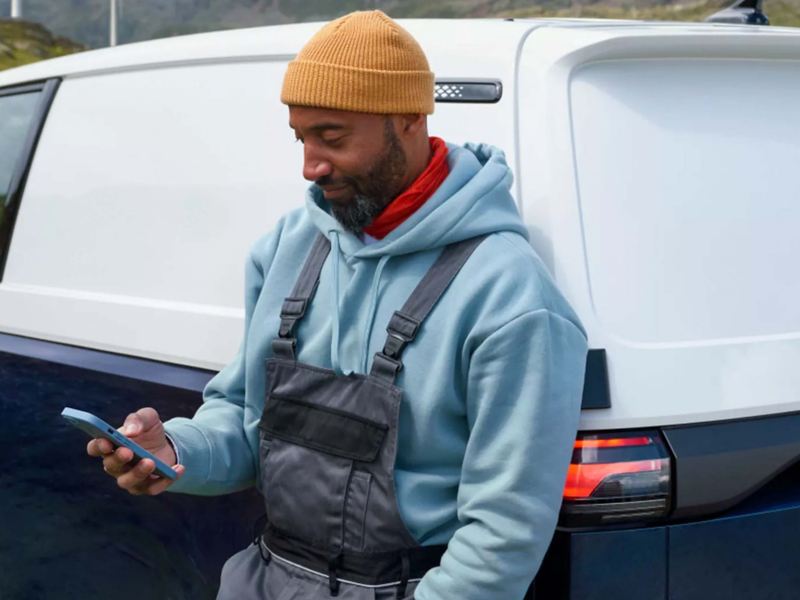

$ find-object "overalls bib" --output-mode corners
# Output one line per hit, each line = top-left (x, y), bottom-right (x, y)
(217, 233), (485, 600)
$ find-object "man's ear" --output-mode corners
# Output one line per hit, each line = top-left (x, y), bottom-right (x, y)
(397, 113), (427, 136)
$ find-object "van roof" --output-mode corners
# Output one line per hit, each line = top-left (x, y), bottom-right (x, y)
(1, 18), (799, 86)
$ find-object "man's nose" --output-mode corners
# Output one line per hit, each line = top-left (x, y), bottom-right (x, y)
(302, 146), (333, 182)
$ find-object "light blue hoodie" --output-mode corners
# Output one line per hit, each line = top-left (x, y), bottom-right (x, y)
(164, 142), (588, 599)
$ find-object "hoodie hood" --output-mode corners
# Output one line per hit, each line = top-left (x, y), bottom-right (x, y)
(304, 142), (528, 376)
(305, 142), (528, 257)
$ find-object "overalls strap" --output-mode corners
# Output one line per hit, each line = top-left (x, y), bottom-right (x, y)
(272, 233), (331, 360)
(370, 235), (488, 384)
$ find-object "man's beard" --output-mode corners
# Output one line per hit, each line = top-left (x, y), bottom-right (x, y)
(322, 119), (408, 236)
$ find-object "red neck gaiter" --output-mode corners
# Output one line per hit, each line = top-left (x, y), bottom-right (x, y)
(363, 137), (449, 240)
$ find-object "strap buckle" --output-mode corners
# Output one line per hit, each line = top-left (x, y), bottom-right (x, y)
(272, 337), (297, 359)
(387, 311), (419, 341)
(383, 312), (420, 359)
(280, 297), (308, 319)
(372, 352), (403, 379)
(278, 298), (308, 339)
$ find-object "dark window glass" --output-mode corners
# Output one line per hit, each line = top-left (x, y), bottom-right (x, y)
(0, 91), (40, 231)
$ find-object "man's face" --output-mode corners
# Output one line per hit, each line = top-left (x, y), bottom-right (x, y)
(289, 106), (409, 235)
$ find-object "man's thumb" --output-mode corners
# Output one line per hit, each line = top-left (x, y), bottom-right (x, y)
(122, 407), (161, 436)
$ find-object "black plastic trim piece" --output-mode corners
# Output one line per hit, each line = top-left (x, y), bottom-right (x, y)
(663, 412), (800, 518)
(0, 331), (215, 392)
(434, 79), (502, 103)
(0, 83), (45, 97)
(581, 349), (611, 410)
(0, 77), (61, 281)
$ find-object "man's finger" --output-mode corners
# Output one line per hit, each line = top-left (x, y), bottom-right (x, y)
(142, 464), (185, 496)
(121, 407), (161, 437)
(102, 447), (134, 475)
(117, 458), (156, 492)
(87, 437), (115, 457)
(114, 446), (134, 463)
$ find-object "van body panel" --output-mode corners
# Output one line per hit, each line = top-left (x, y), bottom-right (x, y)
(0, 349), (262, 599)
(1, 60), (299, 368)
(517, 27), (800, 429)
(666, 502), (800, 600)
(568, 526), (667, 600)
(663, 412), (800, 517)
(0, 332), (215, 391)
(538, 495), (800, 599)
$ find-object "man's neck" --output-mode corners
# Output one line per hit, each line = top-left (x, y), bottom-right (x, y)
(397, 135), (433, 196)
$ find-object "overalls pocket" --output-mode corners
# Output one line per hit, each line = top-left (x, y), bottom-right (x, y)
(343, 470), (372, 552)
(256, 438), (271, 492)
(259, 395), (387, 547)
(260, 395), (388, 461)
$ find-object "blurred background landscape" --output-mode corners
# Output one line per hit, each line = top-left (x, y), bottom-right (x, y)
(1, 0), (799, 71)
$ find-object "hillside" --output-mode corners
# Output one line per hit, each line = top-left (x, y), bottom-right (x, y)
(0, 18), (85, 71)
(494, 0), (800, 25)
(1, 0), (798, 52)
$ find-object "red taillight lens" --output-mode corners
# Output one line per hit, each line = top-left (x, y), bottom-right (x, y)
(561, 430), (671, 526)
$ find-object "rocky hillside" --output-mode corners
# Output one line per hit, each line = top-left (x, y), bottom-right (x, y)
(2, 0), (799, 52)
(0, 0), (798, 71)
(0, 18), (85, 71)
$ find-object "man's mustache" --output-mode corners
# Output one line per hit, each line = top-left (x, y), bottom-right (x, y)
(315, 176), (361, 194)
(315, 175), (339, 187)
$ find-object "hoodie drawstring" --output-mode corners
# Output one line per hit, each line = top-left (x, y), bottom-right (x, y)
(329, 231), (391, 376)
(329, 231), (344, 375)
(361, 255), (390, 373)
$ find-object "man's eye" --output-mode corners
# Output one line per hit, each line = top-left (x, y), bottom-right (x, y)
(323, 137), (343, 146)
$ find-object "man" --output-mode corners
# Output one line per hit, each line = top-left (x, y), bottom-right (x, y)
(88, 10), (588, 599)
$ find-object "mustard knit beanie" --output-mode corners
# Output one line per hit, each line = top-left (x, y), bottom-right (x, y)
(281, 10), (434, 115)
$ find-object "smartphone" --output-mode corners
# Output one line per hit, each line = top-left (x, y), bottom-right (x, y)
(61, 407), (178, 480)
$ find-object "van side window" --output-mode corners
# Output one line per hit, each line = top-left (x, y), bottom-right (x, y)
(0, 79), (59, 280)
(0, 91), (40, 226)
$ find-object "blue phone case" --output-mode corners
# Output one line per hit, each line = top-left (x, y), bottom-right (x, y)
(62, 407), (178, 480)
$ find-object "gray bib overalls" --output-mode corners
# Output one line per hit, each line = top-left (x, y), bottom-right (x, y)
(217, 233), (485, 600)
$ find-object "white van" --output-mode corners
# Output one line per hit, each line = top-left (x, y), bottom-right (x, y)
(1, 17), (799, 599)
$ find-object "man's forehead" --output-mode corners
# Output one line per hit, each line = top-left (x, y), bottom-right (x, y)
(288, 106), (378, 131)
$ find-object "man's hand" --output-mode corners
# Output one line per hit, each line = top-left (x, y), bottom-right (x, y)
(86, 407), (185, 496)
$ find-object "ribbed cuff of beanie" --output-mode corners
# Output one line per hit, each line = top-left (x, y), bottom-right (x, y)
(281, 59), (434, 114)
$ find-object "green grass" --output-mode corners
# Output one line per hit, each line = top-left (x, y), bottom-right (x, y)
(0, 19), (85, 72)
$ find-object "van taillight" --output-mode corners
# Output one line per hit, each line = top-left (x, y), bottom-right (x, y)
(561, 430), (671, 526)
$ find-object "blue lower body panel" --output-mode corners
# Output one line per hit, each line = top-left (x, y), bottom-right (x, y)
(0, 349), (263, 600)
(570, 527), (666, 599)
(669, 504), (800, 600)
(535, 499), (800, 599)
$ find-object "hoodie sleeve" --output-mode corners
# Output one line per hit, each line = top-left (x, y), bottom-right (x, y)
(414, 309), (588, 600)
(163, 234), (273, 496)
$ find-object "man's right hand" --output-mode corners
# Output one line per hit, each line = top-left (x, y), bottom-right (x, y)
(86, 407), (185, 496)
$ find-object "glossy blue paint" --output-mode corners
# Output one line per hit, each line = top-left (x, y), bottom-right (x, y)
(669, 500), (800, 599)
(568, 526), (667, 599)
(535, 480), (800, 599)
(0, 332), (215, 392)
(0, 350), (262, 600)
